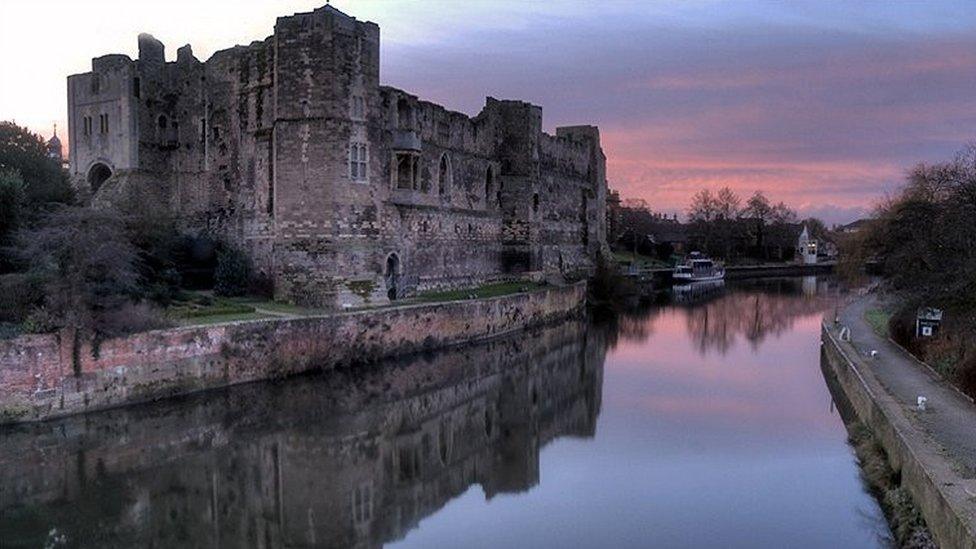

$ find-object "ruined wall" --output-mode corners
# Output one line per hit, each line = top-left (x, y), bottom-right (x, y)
(0, 283), (585, 424)
(67, 4), (608, 309)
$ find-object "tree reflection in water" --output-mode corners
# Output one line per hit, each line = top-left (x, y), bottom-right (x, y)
(601, 276), (846, 356)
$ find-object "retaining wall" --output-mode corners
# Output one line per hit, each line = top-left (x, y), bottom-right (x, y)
(821, 322), (976, 549)
(0, 282), (585, 425)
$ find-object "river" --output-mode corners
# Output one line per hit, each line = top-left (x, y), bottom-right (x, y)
(0, 276), (889, 548)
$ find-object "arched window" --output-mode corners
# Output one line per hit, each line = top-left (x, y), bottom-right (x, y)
(438, 154), (451, 196)
(484, 166), (494, 205)
(532, 192), (540, 213)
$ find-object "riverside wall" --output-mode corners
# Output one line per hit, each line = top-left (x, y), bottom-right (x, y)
(821, 322), (976, 549)
(0, 283), (585, 425)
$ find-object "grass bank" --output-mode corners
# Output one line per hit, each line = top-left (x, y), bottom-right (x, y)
(864, 308), (892, 338)
(847, 421), (936, 548)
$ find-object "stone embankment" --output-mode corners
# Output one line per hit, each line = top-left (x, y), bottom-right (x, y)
(0, 282), (585, 425)
(822, 296), (976, 549)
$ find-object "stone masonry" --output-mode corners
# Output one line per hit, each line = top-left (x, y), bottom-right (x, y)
(67, 5), (609, 308)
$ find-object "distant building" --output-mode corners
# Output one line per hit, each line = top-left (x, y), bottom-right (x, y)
(46, 124), (66, 168)
(838, 219), (870, 234)
(796, 224), (818, 264)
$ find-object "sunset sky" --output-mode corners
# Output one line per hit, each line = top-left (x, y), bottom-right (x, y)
(3, 0), (975, 224)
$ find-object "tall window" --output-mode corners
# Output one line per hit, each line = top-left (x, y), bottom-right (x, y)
(99, 114), (109, 134)
(350, 95), (366, 120)
(438, 154), (451, 195)
(82, 116), (92, 136)
(349, 142), (368, 181)
(484, 166), (494, 205)
(396, 153), (419, 190)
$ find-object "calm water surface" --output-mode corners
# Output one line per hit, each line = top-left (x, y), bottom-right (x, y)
(0, 277), (889, 548)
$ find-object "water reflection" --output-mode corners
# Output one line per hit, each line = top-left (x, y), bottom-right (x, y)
(0, 276), (885, 548)
(678, 276), (844, 355)
(0, 321), (606, 548)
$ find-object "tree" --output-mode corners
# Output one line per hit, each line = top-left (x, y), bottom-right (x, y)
(714, 187), (741, 221)
(741, 191), (773, 255)
(687, 189), (718, 253)
(713, 187), (742, 259)
(0, 169), (26, 271)
(10, 206), (143, 337)
(0, 121), (73, 206)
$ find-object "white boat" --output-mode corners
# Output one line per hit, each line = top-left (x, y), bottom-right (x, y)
(673, 252), (725, 283)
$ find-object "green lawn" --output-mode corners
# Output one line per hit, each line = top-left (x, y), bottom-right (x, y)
(864, 308), (892, 338)
(170, 282), (549, 326)
(413, 281), (548, 303)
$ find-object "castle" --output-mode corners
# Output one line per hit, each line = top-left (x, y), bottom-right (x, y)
(67, 5), (608, 308)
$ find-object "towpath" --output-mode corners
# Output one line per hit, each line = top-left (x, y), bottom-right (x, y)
(838, 295), (976, 477)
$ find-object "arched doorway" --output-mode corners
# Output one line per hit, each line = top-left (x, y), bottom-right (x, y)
(385, 253), (401, 301)
(87, 163), (112, 193)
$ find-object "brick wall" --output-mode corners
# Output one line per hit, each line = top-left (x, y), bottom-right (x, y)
(0, 283), (585, 424)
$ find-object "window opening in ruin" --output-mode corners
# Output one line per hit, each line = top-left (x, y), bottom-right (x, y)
(438, 154), (451, 196)
(438, 422), (451, 464)
(87, 163), (112, 193)
(532, 192), (540, 213)
(397, 98), (411, 129)
(385, 253), (400, 301)
(157, 115), (168, 129)
(395, 153), (418, 190)
(350, 95), (366, 120)
(484, 167), (494, 205)
(133, 77), (141, 98)
(349, 142), (368, 181)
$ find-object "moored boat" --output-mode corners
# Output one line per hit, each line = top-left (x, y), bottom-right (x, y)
(673, 252), (725, 283)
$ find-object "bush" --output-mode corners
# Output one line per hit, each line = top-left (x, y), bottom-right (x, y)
(214, 246), (251, 297)
(588, 253), (638, 314)
(12, 206), (141, 336)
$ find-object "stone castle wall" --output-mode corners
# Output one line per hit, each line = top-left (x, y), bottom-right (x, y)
(67, 4), (608, 308)
(0, 283), (585, 425)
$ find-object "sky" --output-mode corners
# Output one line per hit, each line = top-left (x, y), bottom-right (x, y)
(3, 1), (976, 225)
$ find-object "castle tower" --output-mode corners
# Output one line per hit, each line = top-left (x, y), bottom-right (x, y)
(270, 6), (383, 307)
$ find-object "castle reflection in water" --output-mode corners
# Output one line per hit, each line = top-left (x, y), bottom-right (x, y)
(0, 319), (606, 548)
(0, 276), (844, 548)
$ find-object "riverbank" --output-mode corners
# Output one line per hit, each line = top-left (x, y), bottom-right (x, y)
(822, 295), (976, 549)
(637, 261), (834, 286)
(0, 282), (586, 425)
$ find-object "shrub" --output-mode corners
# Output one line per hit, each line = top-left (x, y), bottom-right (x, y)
(214, 246), (251, 297)
(12, 206), (141, 336)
